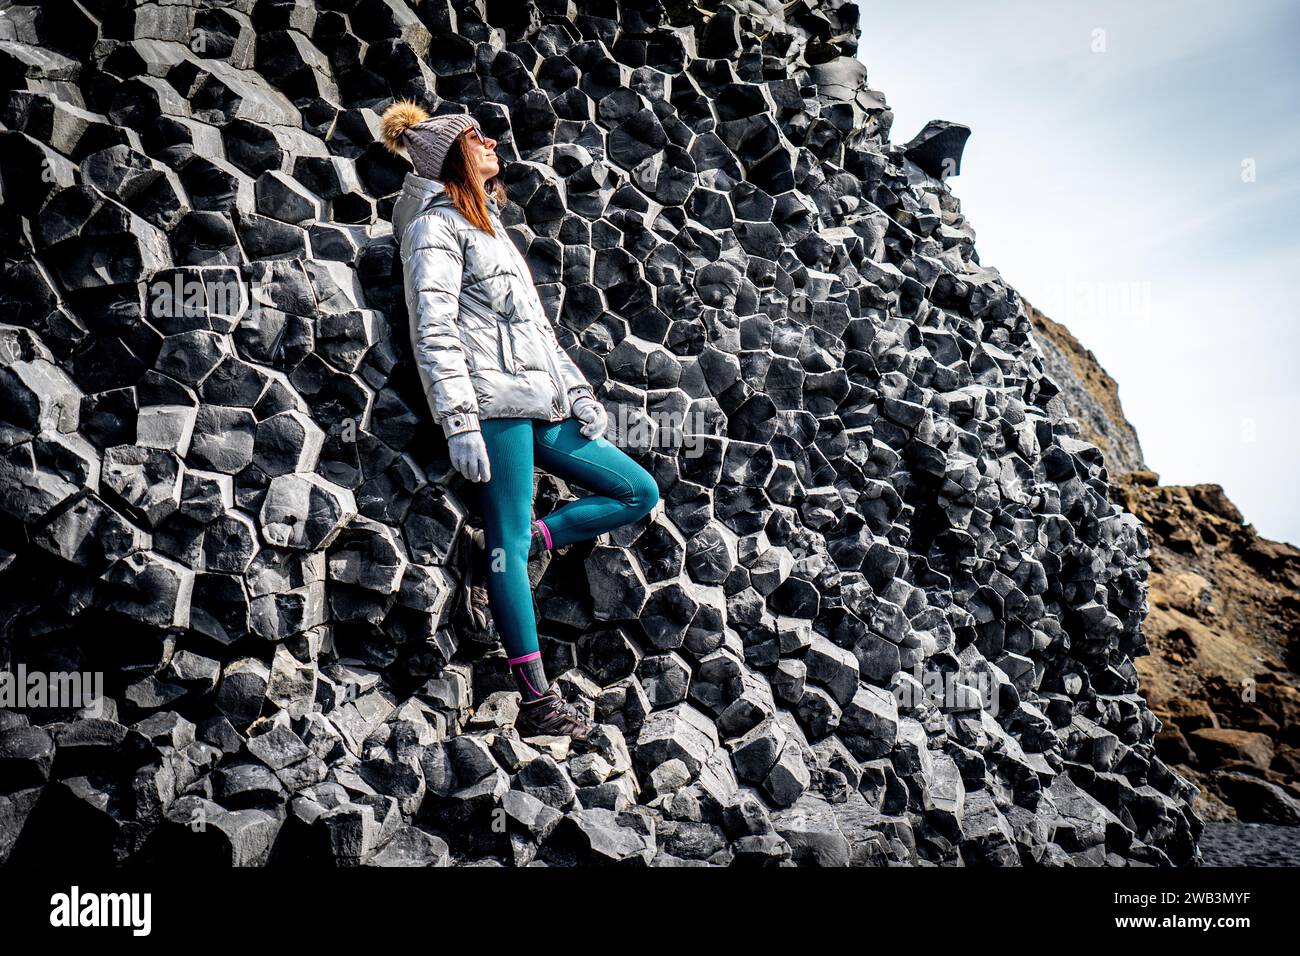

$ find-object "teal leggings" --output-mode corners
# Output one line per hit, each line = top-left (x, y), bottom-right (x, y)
(478, 416), (660, 660)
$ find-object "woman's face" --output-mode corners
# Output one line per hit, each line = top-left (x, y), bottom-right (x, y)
(463, 126), (499, 186)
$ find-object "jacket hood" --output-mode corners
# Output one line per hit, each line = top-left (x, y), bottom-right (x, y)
(391, 171), (501, 243)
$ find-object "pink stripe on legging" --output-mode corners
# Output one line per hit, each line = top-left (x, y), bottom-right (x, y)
(519, 672), (545, 698)
(535, 518), (553, 550)
(507, 650), (541, 664)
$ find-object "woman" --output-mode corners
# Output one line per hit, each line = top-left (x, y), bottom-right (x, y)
(380, 101), (660, 743)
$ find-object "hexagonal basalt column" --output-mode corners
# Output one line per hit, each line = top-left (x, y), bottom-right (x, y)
(259, 473), (356, 550)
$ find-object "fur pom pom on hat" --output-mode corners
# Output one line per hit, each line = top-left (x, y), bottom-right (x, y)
(379, 100), (429, 154)
(379, 99), (482, 181)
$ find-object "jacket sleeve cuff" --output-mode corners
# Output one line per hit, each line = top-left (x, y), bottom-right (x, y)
(440, 411), (481, 438)
(567, 385), (595, 404)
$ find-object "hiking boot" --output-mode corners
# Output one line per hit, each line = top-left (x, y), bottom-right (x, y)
(514, 687), (595, 743)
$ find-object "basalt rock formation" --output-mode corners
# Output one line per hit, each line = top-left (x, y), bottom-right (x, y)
(1027, 300), (1300, 829)
(0, 1), (1201, 866)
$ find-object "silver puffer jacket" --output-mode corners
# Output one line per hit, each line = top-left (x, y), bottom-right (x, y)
(392, 172), (594, 438)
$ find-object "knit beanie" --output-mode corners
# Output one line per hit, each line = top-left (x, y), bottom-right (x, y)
(379, 100), (483, 180)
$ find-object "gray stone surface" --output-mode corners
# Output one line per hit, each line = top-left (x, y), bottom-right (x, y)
(0, 0), (1199, 867)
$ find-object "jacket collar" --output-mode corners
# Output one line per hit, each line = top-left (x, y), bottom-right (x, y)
(402, 171), (501, 214)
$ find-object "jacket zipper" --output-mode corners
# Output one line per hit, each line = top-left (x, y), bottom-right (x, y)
(499, 281), (523, 375)
(491, 212), (561, 405)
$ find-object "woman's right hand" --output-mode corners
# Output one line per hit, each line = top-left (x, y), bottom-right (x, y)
(448, 430), (492, 483)
(571, 394), (608, 440)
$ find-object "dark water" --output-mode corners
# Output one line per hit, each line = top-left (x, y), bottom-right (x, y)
(1198, 822), (1300, 866)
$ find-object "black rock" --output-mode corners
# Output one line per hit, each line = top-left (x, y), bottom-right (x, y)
(903, 120), (973, 180)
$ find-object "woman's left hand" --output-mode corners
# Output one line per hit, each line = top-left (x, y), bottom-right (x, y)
(571, 395), (608, 440)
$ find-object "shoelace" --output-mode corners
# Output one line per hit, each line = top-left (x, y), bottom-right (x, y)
(529, 691), (584, 727)
(555, 698), (592, 730)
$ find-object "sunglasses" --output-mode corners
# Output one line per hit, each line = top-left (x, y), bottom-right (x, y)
(464, 127), (496, 150)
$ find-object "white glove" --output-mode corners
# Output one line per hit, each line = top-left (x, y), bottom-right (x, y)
(448, 430), (491, 482)
(571, 395), (607, 440)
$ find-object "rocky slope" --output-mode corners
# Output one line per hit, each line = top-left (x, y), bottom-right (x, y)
(1028, 298), (1300, 829)
(0, 1), (1198, 866)
(1021, 299), (1145, 476)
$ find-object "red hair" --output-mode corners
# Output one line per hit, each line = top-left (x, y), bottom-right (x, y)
(439, 129), (508, 236)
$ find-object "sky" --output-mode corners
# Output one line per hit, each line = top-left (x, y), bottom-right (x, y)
(857, 0), (1300, 546)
